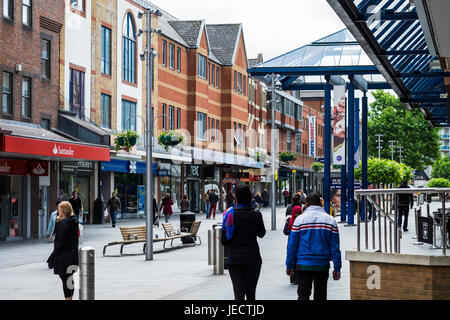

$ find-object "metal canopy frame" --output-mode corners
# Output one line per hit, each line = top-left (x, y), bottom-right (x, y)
(326, 0), (449, 126)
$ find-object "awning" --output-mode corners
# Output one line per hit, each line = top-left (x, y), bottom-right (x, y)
(1, 135), (110, 162)
(0, 120), (110, 162)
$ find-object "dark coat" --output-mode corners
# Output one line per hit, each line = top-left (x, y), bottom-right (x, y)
(107, 197), (121, 212)
(397, 186), (414, 207)
(69, 197), (82, 215)
(220, 207), (266, 267)
(47, 215), (79, 275)
(254, 195), (263, 205)
(160, 197), (174, 215)
(209, 192), (219, 204)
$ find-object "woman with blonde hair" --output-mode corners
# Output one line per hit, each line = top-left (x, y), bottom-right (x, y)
(47, 201), (79, 300)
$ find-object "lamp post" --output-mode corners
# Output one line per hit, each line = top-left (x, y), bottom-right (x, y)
(375, 134), (383, 159)
(137, 7), (162, 261)
(265, 73), (281, 231)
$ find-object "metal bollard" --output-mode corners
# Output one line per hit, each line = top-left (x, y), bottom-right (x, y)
(79, 247), (95, 300)
(208, 229), (214, 265)
(213, 226), (224, 275)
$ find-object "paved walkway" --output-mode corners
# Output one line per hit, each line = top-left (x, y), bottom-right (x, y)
(0, 202), (446, 300)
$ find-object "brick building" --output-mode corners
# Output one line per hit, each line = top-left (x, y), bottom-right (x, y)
(0, 0), (110, 241)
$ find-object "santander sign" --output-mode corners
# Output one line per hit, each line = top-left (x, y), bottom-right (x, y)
(52, 144), (75, 157)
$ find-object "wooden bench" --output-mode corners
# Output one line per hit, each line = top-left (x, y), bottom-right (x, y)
(162, 221), (202, 248)
(103, 226), (169, 256)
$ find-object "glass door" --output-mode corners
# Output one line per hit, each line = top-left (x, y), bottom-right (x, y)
(188, 180), (200, 213)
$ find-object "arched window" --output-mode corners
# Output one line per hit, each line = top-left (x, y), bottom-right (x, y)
(123, 13), (136, 83)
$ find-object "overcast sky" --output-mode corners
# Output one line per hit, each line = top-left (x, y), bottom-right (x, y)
(150, 0), (346, 62)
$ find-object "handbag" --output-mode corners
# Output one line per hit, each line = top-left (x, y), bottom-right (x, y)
(103, 209), (109, 218)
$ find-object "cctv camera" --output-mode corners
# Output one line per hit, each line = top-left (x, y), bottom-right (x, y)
(137, 29), (144, 37)
(138, 11), (144, 19)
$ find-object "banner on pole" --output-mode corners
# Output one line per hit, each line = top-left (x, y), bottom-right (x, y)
(333, 85), (346, 165)
(309, 116), (316, 158)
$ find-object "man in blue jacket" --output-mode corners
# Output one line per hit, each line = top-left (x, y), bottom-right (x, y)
(286, 193), (342, 300)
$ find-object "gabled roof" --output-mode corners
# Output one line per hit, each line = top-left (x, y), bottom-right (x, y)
(168, 20), (204, 47)
(206, 24), (243, 66)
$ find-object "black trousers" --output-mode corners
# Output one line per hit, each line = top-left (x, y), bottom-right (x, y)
(228, 264), (262, 300)
(398, 206), (409, 231)
(296, 269), (329, 301)
(59, 273), (75, 298)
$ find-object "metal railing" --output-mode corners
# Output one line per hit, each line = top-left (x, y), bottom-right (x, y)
(355, 188), (448, 256)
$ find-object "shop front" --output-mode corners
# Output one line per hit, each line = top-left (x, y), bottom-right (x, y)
(101, 159), (147, 220)
(184, 164), (202, 213)
(0, 159), (49, 241)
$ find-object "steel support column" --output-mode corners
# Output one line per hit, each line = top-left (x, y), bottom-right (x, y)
(324, 82), (332, 214)
(347, 81), (355, 226)
(361, 93), (368, 221)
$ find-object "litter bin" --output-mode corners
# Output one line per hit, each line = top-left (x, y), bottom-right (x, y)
(93, 196), (104, 225)
(180, 212), (196, 244)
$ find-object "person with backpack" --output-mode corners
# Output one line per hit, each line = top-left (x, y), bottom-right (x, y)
(221, 184), (266, 300)
(226, 190), (236, 209)
(283, 205), (303, 285)
(208, 189), (219, 219)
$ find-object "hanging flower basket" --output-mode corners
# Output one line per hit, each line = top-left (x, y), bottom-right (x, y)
(114, 130), (140, 153)
(158, 130), (184, 151)
(279, 152), (296, 162)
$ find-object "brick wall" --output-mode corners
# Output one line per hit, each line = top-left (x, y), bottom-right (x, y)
(348, 252), (450, 300)
(0, 0), (64, 127)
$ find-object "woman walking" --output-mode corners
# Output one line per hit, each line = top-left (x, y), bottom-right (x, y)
(47, 201), (79, 300)
(180, 195), (190, 213)
(160, 193), (174, 223)
(221, 184), (266, 300)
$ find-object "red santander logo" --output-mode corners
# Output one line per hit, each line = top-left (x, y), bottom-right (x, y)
(52, 144), (75, 157)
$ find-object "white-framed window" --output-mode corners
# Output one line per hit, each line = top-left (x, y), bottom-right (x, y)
(22, 0), (31, 26)
(169, 105), (174, 130)
(21, 77), (31, 118)
(169, 44), (175, 69)
(177, 47), (181, 72)
(3, 0), (13, 19)
(123, 13), (136, 83)
(2, 72), (13, 115)
(197, 112), (207, 141)
(41, 39), (51, 78)
(197, 54), (206, 79)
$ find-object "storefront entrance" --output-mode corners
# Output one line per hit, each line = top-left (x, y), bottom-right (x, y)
(0, 176), (25, 241)
(186, 180), (201, 213)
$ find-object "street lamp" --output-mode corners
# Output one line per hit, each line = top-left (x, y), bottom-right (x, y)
(137, 7), (162, 261)
(265, 73), (281, 231)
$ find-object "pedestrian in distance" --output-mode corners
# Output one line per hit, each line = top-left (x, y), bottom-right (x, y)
(160, 193), (174, 223)
(283, 205), (303, 285)
(253, 192), (263, 208)
(209, 189), (219, 219)
(396, 180), (414, 232)
(69, 191), (82, 223)
(204, 190), (211, 218)
(47, 201), (62, 240)
(106, 192), (121, 228)
(283, 188), (290, 207)
(47, 201), (79, 300)
(285, 194), (301, 217)
(286, 193), (342, 301)
(221, 184), (266, 301)
(298, 189), (306, 205)
(226, 190), (236, 210)
(261, 188), (269, 208)
(180, 194), (190, 213)
(153, 194), (159, 227)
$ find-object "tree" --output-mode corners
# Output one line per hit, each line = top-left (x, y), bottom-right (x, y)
(354, 158), (412, 186)
(428, 178), (450, 188)
(431, 155), (450, 180)
(368, 90), (441, 170)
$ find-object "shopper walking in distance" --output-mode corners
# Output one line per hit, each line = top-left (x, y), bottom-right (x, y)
(283, 188), (290, 207)
(160, 193), (174, 223)
(261, 189), (269, 208)
(285, 194), (301, 217)
(180, 195), (190, 213)
(226, 190), (236, 209)
(106, 192), (121, 228)
(153, 194), (159, 226)
(209, 189), (219, 219)
(204, 190), (211, 218)
(69, 191), (82, 223)
(298, 189), (306, 205)
(286, 193), (342, 300)
(47, 201), (79, 300)
(47, 201), (62, 240)
(396, 181), (414, 232)
(221, 184), (266, 300)
(283, 205), (303, 285)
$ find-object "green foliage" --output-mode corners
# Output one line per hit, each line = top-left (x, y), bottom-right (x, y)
(431, 155), (450, 180)
(368, 90), (440, 170)
(427, 178), (450, 188)
(354, 158), (412, 185)
(311, 162), (324, 173)
(158, 130), (184, 151)
(114, 130), (140, 153)
(279, 152), (296, 162)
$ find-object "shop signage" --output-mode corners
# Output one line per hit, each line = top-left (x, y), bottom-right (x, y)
(333, 85), (346, 165)
(2, 136), (110, 161)
(129, 161), (137, 174)
(331, 178), (361, 189)
(250, 175), (261, 182)
(188, 165), (200, 178)
(309, 116), (316, 158)
(0, 159), (49, 176)
(158, 169), (169, 177)
(62, 161), (94, 174)
(418, 216), (433, 245)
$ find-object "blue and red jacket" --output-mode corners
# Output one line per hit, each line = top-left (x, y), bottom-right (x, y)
(286, 205), (342, 272)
